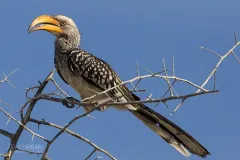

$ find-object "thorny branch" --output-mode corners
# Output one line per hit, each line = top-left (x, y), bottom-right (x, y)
(40, 104), (116, 160)
(15, 147), (43, 156)
(197, 41), (240, 93)
(29, 118), (115, 160)
(0, 107), (48, 142)
(169, 39), (240, 114)
(1, 34), (240, 159)
(37, 90), (218, 108)
(0, 69), (18, 88)
(81, 73), (209, 103)
(0, 70), (116, 160)
(0, 129), (13, 139)
(3, 70), (54, 160)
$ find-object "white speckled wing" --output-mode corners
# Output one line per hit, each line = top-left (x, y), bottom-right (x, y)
(67, 48), (137, 110)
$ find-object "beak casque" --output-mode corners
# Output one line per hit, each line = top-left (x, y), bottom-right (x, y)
(28, 15), (63, 34)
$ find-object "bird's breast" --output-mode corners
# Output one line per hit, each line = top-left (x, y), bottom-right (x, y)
(54, 52), (104, 100)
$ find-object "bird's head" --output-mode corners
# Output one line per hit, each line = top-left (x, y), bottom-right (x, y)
(28, 15), (80, 51)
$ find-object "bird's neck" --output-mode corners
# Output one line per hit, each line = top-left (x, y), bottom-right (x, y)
(55, 35), (80, 52)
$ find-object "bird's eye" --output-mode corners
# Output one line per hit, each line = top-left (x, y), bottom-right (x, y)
(60, 21), (66, 26)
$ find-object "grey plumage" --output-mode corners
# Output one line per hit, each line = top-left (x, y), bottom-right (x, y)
(29, 14), (210, 158)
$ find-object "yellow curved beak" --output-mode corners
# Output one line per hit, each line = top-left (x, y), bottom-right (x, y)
(28, 15), (63, 35)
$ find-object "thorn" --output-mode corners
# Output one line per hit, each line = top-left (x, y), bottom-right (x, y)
(32, 134), (35, 141)
(130, 82), (138, 93)
(234, 32), (237, 45)
(130, 89), (146, 93)
(172, 56), (175, 76)
(213, 71), (217, 92)
(136, 61), (140, 77)
(152, 71), (164, 76)
(6, 116), (11, 126)
(143, 66), (154, 74)
(76, 105), (82, 110)
(87, 114), (97, 119)
(38, 81), (42, 86)
(134, 78), (142, 89)
(231, 51), (240, 64)
(3, 72), (16, 88)
(197, 44), (222, 58)
(146, 94), (153, 100)
(171, 99), (185, 115)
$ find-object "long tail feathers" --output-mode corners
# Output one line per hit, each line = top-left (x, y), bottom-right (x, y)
(130, 104), (210, 157)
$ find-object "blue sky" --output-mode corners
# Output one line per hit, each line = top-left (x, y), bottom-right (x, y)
(0, 0), (240, 160)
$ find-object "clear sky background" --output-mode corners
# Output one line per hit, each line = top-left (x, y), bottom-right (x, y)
(0, 0), (240, 160)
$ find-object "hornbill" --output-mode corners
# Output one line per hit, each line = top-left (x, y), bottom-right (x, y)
(28, 15), (210, 158)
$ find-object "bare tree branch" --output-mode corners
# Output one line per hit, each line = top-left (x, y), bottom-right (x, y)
(40, 103), (116, 160)
(37, 90), (218, 108)
(15, 147), (43, 156)
(197, 44), (222, 58)
(162, 57), (174, 96)
(4, 70), (54, 160)
(0, 100), (11, 109)
(0, 108), (48, 142)
(0, 69), (18, 87)
(82, 73), (209, 103)
(0, 129), (13, 139)
(197, 41), (240, 93)
(231, 51), (240, 64)
(51, 78), (70, 97)
(29, 118), (116, 160)
(85, 149), (97, 160)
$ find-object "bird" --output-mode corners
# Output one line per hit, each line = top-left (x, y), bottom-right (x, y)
(28, 14), (210, 158)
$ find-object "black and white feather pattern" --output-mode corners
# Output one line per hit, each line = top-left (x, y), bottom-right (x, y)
(65, 48), (138, 110)
(68, 49), (117, 91)
(55, 48), (210, 157)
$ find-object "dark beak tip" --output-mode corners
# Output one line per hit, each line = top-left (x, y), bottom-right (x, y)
(27, 26), (32, 33)
(28, 25), (35, 33)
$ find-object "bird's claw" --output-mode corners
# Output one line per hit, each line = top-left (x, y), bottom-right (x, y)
(62, 97), (80, 108)
(92, 101), (108, 111)
(98, 106), (108, 111)
(88, 101), (105, 111)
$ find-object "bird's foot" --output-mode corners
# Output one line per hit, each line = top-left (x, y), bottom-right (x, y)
(62, 97), (80, 108)
(98, 105), (108, 112)
(87, 101), (108, 112)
